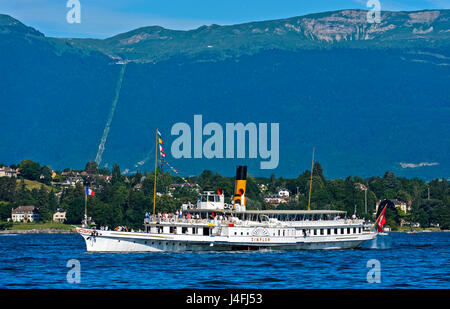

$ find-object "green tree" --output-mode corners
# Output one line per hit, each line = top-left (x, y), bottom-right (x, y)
(48, 189), (59, 216)
(16, 178), (35, 206)
(111, 163), (123, 185)
(396, 190), (411, 204)
(61, 183), (84, 224)
(19, 159), (41, 181)
(0, 177), (17, 202)
(35, 186), (50, 221)
(85, 161), (98, 175)
(40, 166), (52, 185)
(0, 201), (13, 221)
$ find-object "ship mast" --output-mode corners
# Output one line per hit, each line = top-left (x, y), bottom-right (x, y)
(84, 185), (87, 226)
(153, 128), (158, 219)
(307, 146), (315, 211)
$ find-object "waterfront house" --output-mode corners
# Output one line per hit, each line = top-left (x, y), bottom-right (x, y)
(390, 199), (410, 213)
(11, 206), (40, 222)
(276, 188), (290, 198)
(0, 166), (19, 178)
(264, 194), (288, 206)
(376, 199), (410, 213)
(53, 208), (66, 223)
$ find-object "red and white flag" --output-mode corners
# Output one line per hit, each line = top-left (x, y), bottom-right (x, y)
(159, 144), (166, 158)
(376, 207), (387, 232)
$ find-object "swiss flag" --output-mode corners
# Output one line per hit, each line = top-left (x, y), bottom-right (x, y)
(377, 207), (387, 232)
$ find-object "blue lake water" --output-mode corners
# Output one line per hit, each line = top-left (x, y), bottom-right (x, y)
(0, 232), (449, 289)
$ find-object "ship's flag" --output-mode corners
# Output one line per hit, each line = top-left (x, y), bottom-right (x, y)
(157, 129), (164, 144)
(86, 188), (95, 196)
(159, 144), (166, 158)
(376, 206), (387, 232)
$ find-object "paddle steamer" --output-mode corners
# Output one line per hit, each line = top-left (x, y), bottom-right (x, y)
(77, 166), (378, 252)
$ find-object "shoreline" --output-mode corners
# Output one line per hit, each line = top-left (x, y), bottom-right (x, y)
(0, 228), (76, 234)
(389, 229), (450, 233)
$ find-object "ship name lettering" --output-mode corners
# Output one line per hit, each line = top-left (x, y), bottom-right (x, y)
(251, 237), (270, 242)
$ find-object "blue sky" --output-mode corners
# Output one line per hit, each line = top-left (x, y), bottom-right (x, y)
(0, 0), (449, 38)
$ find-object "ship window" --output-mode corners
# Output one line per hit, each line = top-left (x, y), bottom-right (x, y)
(359, 227), (362, 233)
(313, 229), (317, 236)
(347, 228), (351, 234)
(320, 229), (324, 235)
(353, 227), (357, 234)
(341, 228), (345, 234)
(182, 227), (187, 234)
(201, 195), (207, 202)
(203, 228), (210, 236)
(208, 195), (215, 202)
(334, 228), (338, 235)
(327, 229), (331, 235)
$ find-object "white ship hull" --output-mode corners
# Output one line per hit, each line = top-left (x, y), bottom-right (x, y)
(76, 227), (377, 252)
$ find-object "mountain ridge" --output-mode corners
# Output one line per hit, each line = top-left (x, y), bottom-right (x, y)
(0, 10), (449, 180)
(88, 9), (450, 63)
(2, 9), (450, 63)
